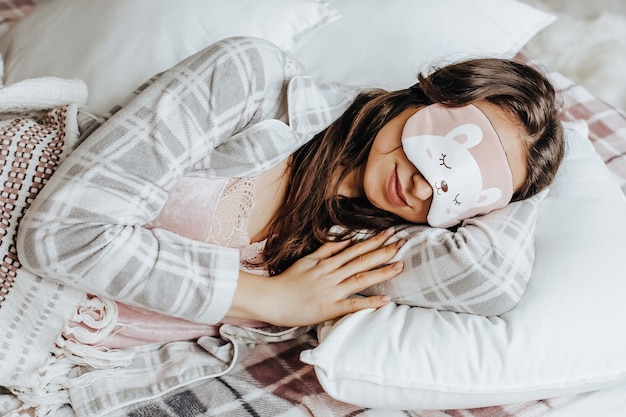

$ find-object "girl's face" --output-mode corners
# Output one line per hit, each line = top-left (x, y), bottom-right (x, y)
(356, 103), (528, 224)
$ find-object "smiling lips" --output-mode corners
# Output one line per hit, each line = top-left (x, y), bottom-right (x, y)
(388, 167), (408, 207)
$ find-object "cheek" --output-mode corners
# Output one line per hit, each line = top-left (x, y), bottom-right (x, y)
(362, 161), (382, 200)
(373, 141), (400, 156)
(373, 126), (404, 155)
(362, 157), (392, 208)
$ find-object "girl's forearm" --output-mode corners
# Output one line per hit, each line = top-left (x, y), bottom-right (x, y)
(227, 271), (277, 324)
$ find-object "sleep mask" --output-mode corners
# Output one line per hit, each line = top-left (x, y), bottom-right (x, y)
(401, 103), (514, 228)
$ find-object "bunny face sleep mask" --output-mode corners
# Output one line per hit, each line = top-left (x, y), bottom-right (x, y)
(401, 103), (514, 228)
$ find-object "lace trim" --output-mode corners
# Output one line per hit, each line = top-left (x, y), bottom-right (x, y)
(207, 177), (265, 267)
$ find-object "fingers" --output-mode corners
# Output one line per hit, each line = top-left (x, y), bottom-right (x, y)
(312, 228), (395, 266)
(281, 228), (405, 325)
(337, 294), (392, 317)
(341, 258), (404, 297)
(308, 238), (352, 260)
(333, 228), (396, 265)
(338, 237), (405, 282)
(306, 228), (405, 288)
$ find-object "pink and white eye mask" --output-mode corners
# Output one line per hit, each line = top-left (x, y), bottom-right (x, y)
(401, 103), (514, 228)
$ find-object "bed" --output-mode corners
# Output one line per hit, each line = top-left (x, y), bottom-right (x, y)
(0, 1), (625, 416)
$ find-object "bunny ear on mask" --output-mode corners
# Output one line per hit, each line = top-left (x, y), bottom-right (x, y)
(401, 104), (514, 228)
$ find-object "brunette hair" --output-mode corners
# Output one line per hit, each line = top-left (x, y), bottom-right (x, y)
(262, 58), (564, 275)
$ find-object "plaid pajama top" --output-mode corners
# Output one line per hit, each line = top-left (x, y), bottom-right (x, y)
(16, 37), (539, 326)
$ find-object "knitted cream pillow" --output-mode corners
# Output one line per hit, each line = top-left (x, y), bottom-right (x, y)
(0, 77), (87, 388)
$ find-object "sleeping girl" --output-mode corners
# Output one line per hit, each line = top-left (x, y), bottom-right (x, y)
(16, 36), (564, 349)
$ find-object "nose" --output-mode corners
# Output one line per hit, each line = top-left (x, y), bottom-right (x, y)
(412, 172), (433, 201)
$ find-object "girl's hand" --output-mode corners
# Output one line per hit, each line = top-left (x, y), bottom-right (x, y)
(229, 229), (404, 327)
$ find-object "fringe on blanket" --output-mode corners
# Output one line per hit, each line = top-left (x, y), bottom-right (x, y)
(8, 295), (136, 417)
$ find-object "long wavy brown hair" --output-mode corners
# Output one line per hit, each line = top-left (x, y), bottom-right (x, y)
(262, 58), (565, 276)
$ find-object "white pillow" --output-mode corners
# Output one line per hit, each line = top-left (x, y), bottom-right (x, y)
(0, 0), (339, 115)
(289, 0), (555, 89)
(301, 121), (626, 410)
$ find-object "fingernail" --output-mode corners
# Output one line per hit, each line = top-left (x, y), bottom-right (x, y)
(392, 261), (404, 270)
(380, 295), (391, 303)
(383, 227), (395, 237)
(395, 239), (406, 250)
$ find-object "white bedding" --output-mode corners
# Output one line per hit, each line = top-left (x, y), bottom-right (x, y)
(0, 1), (625, 416)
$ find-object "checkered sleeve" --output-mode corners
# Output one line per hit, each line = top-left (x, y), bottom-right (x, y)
(16, 37), (304, 324)
(362, 192), (543, 315)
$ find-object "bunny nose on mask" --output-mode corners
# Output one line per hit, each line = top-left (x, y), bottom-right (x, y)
(401, 103), (514, 228)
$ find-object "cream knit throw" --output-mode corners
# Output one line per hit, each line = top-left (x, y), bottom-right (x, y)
(0, 74), (88, 416)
